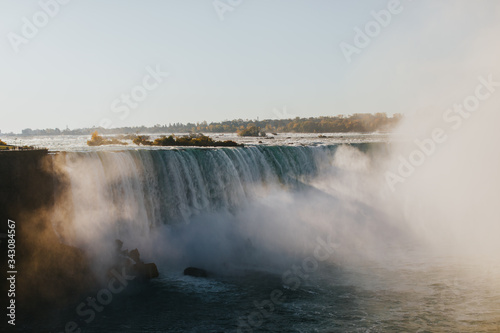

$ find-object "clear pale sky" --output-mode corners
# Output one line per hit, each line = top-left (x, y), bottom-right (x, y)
(1, 0), (499, 133)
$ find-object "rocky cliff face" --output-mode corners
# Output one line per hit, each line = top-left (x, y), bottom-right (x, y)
(0, 149), (54, 218)
(0, 150), (97, 321)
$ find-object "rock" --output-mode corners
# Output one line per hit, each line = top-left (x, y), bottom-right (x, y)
(132, 262), (159, 280)
(184, 267), (208, 278)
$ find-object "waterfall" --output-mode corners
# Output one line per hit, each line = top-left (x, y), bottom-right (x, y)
(58, 145), (347, 238)
(53, 143), (408, 275)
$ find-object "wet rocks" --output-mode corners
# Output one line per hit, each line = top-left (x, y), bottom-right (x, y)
(183, 267), (208, 278)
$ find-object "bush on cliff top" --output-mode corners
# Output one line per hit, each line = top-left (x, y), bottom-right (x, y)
(87, 131), (127, 146)
(238, 126), (266, 137)
(133, 134), (242, 147)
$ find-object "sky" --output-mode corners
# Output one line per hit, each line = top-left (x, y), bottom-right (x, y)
(1, 0), (499, 133)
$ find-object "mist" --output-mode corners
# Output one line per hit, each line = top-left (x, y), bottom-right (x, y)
(46, 98), (500, 288)
(47, 146), (404, 279)
(383, 73), (500, 261)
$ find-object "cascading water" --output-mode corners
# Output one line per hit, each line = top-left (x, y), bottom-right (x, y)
(35, 141), (500, 333)
(61, 145), (340, 236)
(55, 143), (403, 277)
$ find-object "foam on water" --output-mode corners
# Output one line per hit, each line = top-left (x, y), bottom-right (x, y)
(2, 132), (391, 151)
(18, 134), (500, 332)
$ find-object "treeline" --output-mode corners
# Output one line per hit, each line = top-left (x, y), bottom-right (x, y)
(17, 113), (401, 136)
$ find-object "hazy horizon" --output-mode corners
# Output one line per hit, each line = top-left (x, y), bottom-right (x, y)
(2, 1), (500, 133)
(2, 112), (403, 135)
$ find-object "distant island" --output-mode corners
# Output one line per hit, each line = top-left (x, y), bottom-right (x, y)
(238, 126), (267, 137)
(12, 113), (401, 136)
(133, 134), (241, 147)
(87, 131), (241, 147)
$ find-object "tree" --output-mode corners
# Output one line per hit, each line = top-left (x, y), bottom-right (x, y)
(238, 126), (266, 137)
(87, 131), (127, 146)
(87, 131), (104, 146)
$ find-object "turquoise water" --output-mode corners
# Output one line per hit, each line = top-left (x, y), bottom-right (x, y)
(21, 257), (500, 332)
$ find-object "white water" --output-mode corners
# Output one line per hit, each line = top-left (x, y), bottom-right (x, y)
(2, 132), (390, 151)
(36, 131), (500, 332)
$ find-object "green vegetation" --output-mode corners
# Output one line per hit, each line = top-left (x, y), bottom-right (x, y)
(237, 126), (266, 137)
(133, 134), (242, 147)
(87, 131), (127, 146)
